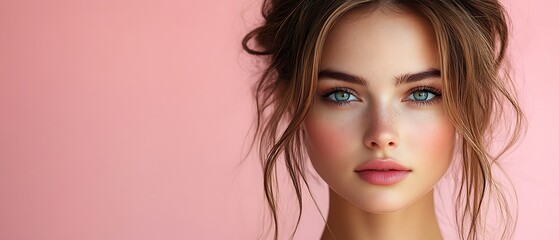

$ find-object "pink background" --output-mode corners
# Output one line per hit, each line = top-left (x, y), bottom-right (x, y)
(0, 0), (557, 239)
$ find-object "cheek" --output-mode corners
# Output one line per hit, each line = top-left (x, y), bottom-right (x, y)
(422, 122), (453, 149)
(302, 112), (359, 167)
(304, 116), (347, 157)
(405, 114), (455, 164)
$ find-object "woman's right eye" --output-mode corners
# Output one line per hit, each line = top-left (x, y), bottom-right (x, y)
(322, 88), (358, 105)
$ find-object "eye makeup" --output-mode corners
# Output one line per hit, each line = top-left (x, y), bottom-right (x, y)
(319, 84), (443, 107)
(403, 84), (442, 106)
(320, 86), (360, 107)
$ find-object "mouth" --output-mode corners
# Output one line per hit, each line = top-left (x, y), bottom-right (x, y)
(354, 159), (411, 186)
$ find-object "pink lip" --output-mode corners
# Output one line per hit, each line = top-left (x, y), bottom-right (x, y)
(355, 159), (411, 186)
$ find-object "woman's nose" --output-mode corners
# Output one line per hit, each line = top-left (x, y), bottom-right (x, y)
(363, 103), (399, 150)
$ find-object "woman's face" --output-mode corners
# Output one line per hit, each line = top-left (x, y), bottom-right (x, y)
(303, 9), (456, 213)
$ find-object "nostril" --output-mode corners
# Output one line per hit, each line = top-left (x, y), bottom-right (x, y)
(388, 142), (396, 147)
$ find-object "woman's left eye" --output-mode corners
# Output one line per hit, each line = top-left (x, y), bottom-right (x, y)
(408, 90), (435, 101)
(405, 87), (442, 105)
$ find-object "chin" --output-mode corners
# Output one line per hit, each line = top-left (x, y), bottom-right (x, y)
(350, 192), (418, 214)
(360, 201), (411, 214)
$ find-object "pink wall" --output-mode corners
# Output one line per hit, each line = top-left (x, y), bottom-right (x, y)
(0, 0), (557, 239)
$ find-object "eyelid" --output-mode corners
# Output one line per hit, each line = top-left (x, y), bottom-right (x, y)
(407, 83), (441, 93)
(320, 86), (359, 98)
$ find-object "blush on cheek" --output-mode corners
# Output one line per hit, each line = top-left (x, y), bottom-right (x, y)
(304, 117), (352, 160)
(415, 119), (455, 160)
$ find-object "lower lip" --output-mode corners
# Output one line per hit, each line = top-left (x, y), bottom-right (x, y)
(356, 170), (410, 186)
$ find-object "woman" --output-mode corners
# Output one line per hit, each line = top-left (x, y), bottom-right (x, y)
(242, 0), (525, 239)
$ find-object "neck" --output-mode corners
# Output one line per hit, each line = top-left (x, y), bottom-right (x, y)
(320, 188), (443, 240)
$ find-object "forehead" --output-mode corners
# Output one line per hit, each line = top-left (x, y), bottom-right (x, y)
(319, 7), (439, 82)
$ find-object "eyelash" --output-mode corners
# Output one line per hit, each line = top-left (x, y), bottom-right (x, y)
(320, 84), (443, 107)
(406, 84), (443, 106)
(320, 86), (358, 107)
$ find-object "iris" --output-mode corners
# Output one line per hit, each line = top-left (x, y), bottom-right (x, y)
(334, 92), (350, 101)
(413, 91), (429, 101)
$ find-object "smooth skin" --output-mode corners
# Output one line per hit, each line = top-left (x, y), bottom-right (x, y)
(302, 7), (456, 240)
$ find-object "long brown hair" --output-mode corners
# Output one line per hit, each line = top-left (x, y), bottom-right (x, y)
(242, 0), (526, 239)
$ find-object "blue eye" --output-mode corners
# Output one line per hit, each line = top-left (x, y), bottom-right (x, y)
(408, 90), (435, 101)
(406, 86), (442, 106)
(320, 87), (359, 107)
(326, 90), (358, 102)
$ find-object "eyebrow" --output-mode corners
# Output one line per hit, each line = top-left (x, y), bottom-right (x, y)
(317, 68), (441, 87)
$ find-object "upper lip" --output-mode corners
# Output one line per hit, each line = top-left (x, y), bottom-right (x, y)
(354, 158), (411, 172)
